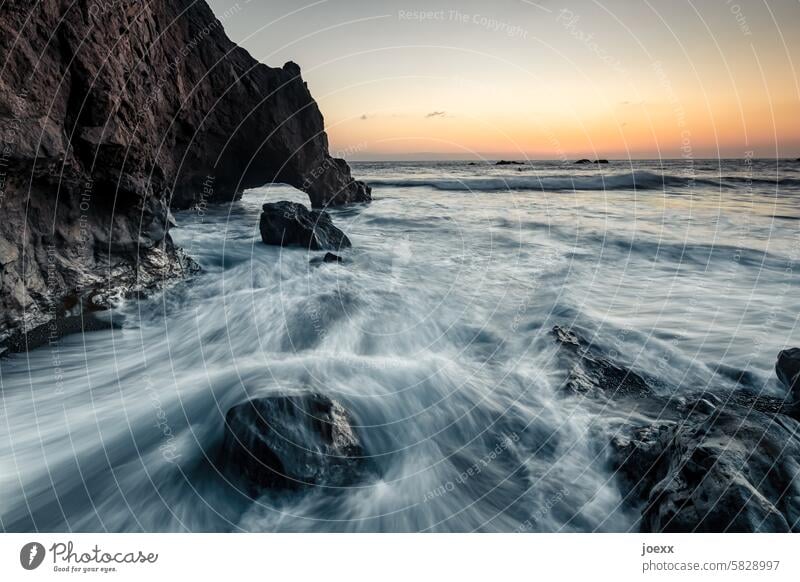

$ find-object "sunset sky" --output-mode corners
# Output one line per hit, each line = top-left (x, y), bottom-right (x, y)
(208, 0), (800, 160)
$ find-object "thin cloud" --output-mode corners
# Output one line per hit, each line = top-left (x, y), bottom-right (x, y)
(425, 111), (446, 118)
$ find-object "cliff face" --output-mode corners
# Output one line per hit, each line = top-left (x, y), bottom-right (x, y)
(0, 0), (370, 346)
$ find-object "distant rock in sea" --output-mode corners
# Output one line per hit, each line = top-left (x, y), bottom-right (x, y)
(495, 160), (524, 165)
(594, 159), (609, 164)
(574, 159), (592, 164)
(220, 393), (375, 495)
(260, 201), (352, 251)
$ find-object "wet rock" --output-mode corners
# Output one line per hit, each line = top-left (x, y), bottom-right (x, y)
(715, 364), (761, 389)
(610, 423), (673, 496)
(553, 335), (800, 532)
(221, 393), (375, 495)
(676, 390), (789, 416)
(776, 348), (800, 403)
(323, 252), (344, 263)
(2, 313), (121, 354)
(612, 402), (800, 532)
(310, 252), (345, 266)
(260, 202), (351, 251)
(551, 326), (652, 398)
(0, 0), (369, 346)
(693, 398), (718, 415)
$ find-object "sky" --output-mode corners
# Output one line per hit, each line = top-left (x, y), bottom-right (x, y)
(207, 0), (800, 160)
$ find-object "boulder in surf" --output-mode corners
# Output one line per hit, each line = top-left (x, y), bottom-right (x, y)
(221, 393), (375, 495)
(260, 201), (352, 251)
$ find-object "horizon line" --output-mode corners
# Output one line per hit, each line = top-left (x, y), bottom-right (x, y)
(346, 156), (799, 162)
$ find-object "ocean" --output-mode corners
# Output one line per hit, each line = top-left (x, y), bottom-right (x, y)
(1, 159), (799, 532)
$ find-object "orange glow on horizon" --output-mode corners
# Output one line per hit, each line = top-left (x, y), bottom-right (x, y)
(324, 90), (800, 160)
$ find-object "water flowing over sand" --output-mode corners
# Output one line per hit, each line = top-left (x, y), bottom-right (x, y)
(1, 159), (798, 532)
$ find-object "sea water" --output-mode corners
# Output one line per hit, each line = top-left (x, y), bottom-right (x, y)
(1, 159), (798, 531)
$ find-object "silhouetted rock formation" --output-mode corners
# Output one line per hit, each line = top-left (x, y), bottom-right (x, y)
(0, 0), (369, 346)
(574, 159), (592, 164)
(495, 160), (524, 166)
(260, 202), (351, 251)
(221, 393), (375, 495)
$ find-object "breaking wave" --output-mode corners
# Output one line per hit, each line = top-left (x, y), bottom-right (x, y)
(367, 171), (796, 192)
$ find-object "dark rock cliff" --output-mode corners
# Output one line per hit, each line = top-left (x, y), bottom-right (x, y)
(0, 0), (370, 346)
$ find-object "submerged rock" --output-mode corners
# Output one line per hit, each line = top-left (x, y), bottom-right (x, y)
(2, 313), (120, 354)
(551, 325), (652, 398)
(260, 202), (352, 251)
(310, 252), (345, 265)
(714, 364), (762, 389)
(221, 393), (375, 495)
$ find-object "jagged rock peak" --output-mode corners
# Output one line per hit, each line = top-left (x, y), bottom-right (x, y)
(0, 0), (370, 344)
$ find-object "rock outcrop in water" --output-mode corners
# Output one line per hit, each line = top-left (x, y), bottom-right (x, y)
(260, 201), (351, 251)
(310, 252), (345, 266)
(776, 348), (800, 403)
(0, 0), (369, 347)
(552, 326), (653, 399)
(611, 397), (800, 532)
(221, 393), (375, 495)
(552, 326), (800, 532)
